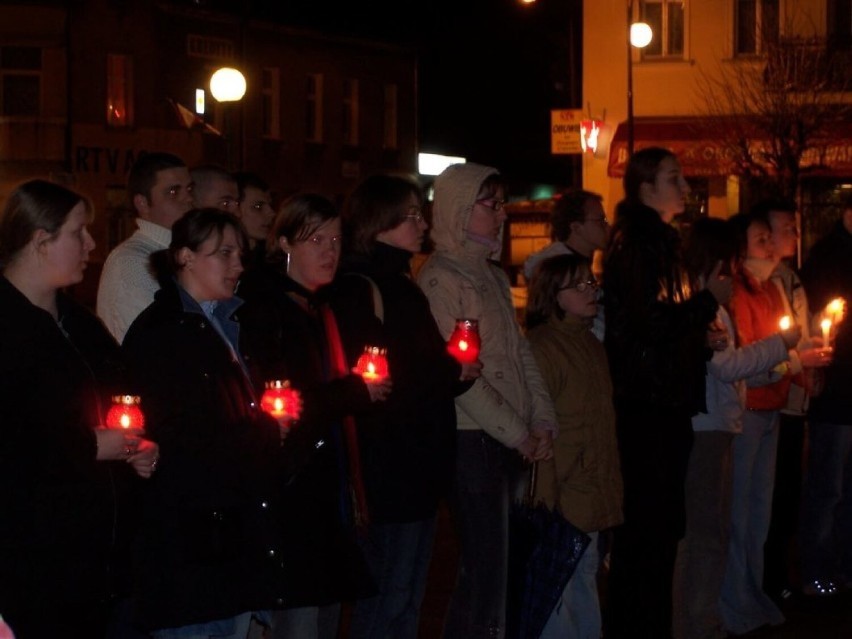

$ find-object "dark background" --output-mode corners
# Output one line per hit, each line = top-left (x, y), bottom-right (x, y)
(246, 0), (584, 193)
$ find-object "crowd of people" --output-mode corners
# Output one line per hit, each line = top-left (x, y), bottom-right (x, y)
(0, 146), (850, 639)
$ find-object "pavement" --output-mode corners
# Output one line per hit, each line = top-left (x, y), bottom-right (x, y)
(416, 503), (852, 639)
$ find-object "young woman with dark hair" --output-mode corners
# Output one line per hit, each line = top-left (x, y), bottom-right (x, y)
(122, 208), (285, 638)
(238, 193), (390, 639)
(0, 179), (158, 638)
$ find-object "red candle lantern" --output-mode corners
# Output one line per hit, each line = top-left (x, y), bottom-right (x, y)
(105, 395), (145, 430)
(354, 346), (389, 384)
(447, 319), (481, 364)
(260, 380), (302, 422)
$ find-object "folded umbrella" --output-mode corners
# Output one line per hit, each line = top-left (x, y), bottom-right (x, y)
(507, 463), (591, 639)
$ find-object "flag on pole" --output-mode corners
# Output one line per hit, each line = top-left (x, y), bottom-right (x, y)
(168, 99), (222, 135)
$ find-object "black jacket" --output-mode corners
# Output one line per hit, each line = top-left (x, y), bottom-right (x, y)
(801, 221), (852, 423)
(0, 276), (134, 617)
(238, 265), (375, 607)
(604, 203), (717, 414)
(332, 242), (469, 523)
(122, 281), (285, 630)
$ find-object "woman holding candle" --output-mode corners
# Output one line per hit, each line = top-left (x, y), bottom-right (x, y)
(122, 208), (285, 638)
(0, 179), (158, 638)
(673, 217), (799, 639)
(238, 193), (389, 639)
(331, 173), (480, 639)
(525, 253), (623, 639)
(602, 147), (730, 639)
(416, 163), (556, 638)
(719, 211), (806, 635)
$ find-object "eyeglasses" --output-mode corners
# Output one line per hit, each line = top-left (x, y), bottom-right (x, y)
(403, 205), (425, 224)
(475, 198), (506, 212)
(558, 278), (599, 293)
(585, 215), (609, 226)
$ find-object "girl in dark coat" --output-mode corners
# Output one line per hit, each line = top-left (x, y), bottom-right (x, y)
(238, 194), (389, 639)
(0, 180), (157, 639)
(122, 208), (284, 637)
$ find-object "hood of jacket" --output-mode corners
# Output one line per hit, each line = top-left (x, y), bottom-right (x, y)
(430, 162), (504, 260)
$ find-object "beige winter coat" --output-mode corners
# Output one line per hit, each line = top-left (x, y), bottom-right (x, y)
(417, 163), (556, 449)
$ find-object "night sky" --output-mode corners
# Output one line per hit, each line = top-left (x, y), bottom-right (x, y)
(252, 0), (583, 193)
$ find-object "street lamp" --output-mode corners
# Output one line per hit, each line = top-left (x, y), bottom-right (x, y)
(210, 67), (246, 169)
(626, 1), (652, 157)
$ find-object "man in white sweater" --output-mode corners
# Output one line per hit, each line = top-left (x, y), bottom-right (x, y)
(97, 152), (193, 343)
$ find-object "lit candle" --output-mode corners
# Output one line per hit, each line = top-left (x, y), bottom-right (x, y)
(827, 298), (845, 325)
(821, 317), (832, 347)
(447, 319), (481, 364)
(260, 380), (301, 423)
(779, 315), (791, 331)
(105, 395), (145, 430)
(354, 346), (389, 384)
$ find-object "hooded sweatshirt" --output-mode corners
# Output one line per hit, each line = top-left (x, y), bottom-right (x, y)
(417, 163), (556, 448)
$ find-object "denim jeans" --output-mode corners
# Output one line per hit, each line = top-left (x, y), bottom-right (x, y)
(152, 612), (256, 639)
(443, 431), (522, 639)
(720, 410), (784, 635)
(349, 518), (437, 639)
(673, 431), (734, 639)
(539, 531), (601, 639)
(799, 420), (852, 585)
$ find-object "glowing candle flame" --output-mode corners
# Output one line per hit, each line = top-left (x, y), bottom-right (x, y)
(779, 315), (791, 331)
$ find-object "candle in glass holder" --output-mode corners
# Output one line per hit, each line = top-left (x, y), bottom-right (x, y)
(260, 380), (301, 422)
(354, 346), (389, 384)
(779, 315), (791, 331)
(821, 317), (833, 347)
(105, 395), (145, 430)
(447, 319), (481, 364)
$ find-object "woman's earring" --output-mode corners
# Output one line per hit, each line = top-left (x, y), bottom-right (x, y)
(285, 251), (290, 274)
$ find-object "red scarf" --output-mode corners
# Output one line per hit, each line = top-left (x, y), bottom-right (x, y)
(320, 305), (370, 531)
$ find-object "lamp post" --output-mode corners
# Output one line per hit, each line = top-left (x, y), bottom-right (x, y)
(626, 1), (652, 157)
(209, 67), (246, 170)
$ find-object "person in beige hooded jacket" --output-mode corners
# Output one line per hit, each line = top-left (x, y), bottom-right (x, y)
(417, 163), (556, 639)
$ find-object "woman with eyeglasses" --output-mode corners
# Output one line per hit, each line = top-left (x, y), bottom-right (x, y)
(525, 253), (623, 639)
(602, 147), (732, 639)
(238, 193), (390, 639)
(417, 163), (557, 638)
(329, 173), (481, 639)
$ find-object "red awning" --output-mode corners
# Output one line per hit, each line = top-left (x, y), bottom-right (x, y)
(607, 116), (852, 179)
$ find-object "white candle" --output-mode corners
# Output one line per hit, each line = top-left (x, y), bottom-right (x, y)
(821, 318), (832, 347)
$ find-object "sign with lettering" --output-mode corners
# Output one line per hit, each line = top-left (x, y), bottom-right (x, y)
(551, 109), (584, 155)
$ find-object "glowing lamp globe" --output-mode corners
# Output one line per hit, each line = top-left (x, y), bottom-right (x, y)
(447, 319), (481, 365)
(630, 22), (653, 48)
(210, 67), (246, 103)
(260, 380), (301, 422)
(355, 346), (389, 384)
(106, 395), (145, 430)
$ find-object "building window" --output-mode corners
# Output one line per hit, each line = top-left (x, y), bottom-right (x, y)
(383, 83), (398, 149)
(735, 0), (779, 55)
(261, 67), (280, 139)
(342, 78), (359, 146)
(106, 54), (134, 127)
(306, 73), (323, 143)
(0, 46), (41, 116)
(640, 0), (685, 58)
(828, 0), (852, 49)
